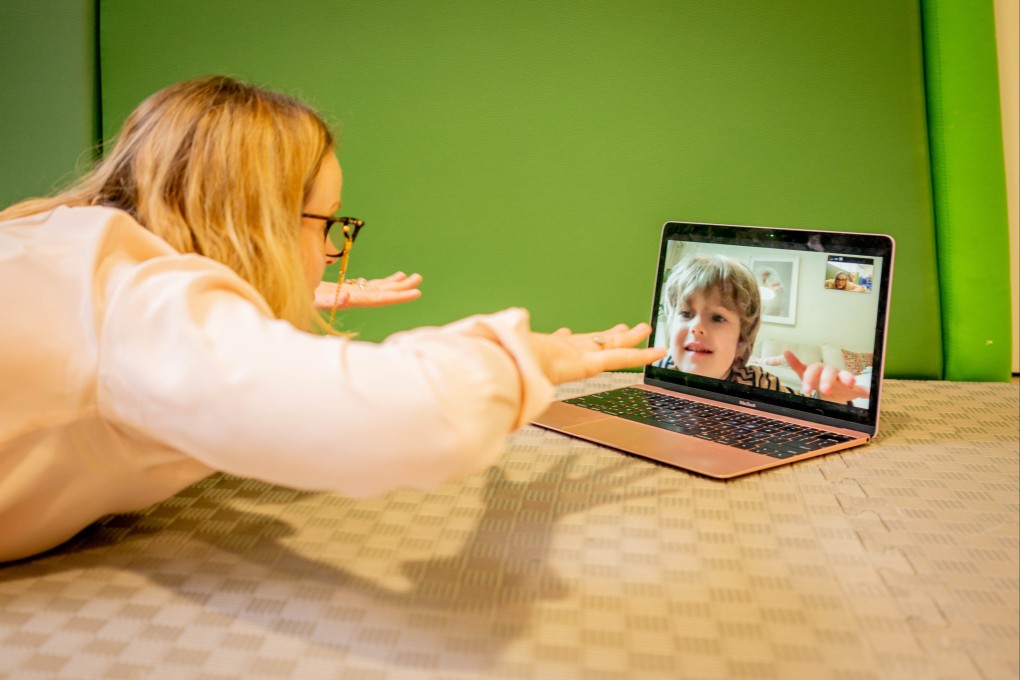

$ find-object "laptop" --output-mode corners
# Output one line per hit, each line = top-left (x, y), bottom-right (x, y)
(533, 220), (895, 478)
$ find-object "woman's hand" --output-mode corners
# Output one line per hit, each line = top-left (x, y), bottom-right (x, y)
(314, 272), (423, 310)
(784, 350), (870, 402)
(527, 323), (666, 385)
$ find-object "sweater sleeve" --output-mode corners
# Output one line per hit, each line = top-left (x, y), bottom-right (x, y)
(96, 255), (555, 496)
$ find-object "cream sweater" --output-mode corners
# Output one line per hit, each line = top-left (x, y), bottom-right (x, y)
(0, 206), (554, 562)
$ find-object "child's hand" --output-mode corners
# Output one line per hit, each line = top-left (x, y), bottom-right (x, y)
(784, 350), (870, 403)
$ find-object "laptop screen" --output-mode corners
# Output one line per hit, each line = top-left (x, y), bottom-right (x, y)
(645, 222), (894, 431)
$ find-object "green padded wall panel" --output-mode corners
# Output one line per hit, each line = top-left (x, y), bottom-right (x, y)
(921, 0), (1013, 381)
(0, 0), (97, 209)
(99, 0), (941, 378)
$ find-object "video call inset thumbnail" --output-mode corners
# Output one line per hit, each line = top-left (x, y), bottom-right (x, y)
(825, 256), (873, 293)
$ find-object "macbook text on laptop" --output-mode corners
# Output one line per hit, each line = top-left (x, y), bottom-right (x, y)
(533, 220), (895, 478)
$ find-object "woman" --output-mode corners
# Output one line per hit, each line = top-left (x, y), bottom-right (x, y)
(826, 272), (867, 292)
(0, 76), (664, 562)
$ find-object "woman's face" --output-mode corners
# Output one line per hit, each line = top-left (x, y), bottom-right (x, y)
(834, 273), (849, 289)
(300, 151), (344, 296)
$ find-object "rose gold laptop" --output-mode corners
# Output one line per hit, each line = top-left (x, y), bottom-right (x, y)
(533, 221), (895, 478)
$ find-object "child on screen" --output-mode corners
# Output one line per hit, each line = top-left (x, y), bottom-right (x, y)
(656, 255), (868, 402)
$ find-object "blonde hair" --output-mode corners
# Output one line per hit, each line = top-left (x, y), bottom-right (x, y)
(663, 254), (761, 370)
(0, 75), (334, 329)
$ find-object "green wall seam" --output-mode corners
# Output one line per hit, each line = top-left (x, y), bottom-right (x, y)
(921, 0), (1013, 381)
(93, 0), (104, 160)
(0, 0), (99, 208)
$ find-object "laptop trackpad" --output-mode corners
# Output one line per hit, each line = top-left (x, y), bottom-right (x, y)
(570, 417), (688, 453)
(568, 416), (762, 478)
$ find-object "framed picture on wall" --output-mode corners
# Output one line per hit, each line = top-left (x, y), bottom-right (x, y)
(749, 256), (799, 325)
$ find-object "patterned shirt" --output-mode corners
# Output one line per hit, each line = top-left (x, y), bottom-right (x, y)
(726, 364), (797, 394)
(655, 356), (798, 395)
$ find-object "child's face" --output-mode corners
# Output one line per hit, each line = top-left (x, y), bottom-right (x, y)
(667, 289), (742, 379)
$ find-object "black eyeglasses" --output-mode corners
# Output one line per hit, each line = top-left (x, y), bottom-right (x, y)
(301, 214), (365, 259)
(301, 213), (365, 325)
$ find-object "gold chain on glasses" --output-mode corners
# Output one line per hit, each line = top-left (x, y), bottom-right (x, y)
(304, 214), (363, 329)
(328, 243), (352, 328)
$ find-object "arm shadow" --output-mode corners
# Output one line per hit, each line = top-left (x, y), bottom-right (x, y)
(1, 452), (677, 671)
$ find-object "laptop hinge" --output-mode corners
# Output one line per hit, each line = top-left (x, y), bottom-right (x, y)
(642, 377), (876, 437)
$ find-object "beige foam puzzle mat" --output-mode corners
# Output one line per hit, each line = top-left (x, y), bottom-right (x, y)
(1, 375), (1017, 679)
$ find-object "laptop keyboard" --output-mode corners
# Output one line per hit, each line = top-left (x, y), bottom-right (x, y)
(564, 387), (854, 459)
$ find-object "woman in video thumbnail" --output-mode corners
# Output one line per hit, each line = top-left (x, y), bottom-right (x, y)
(826, 272), (868, 292)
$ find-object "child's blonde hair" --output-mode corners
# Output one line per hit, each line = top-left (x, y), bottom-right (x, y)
(662, 254), (762, 370)
(0, 75), (334, 329)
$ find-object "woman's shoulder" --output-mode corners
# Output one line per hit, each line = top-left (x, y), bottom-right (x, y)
(55, 204), (148, 232)
(3, 203), (121, 225)
(24, 205), (186, 257)
(3, 204), (149, 243)
(4, 204), (254, 300)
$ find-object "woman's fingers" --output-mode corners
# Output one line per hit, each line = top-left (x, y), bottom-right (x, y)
(528, 323), (665, 385)
(363, 272), (423, 291)
(313, 274), (423, 310)
(581, 323), (662, 374)
(583, 322), (653, 349)
(592, 346), (667, 373)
